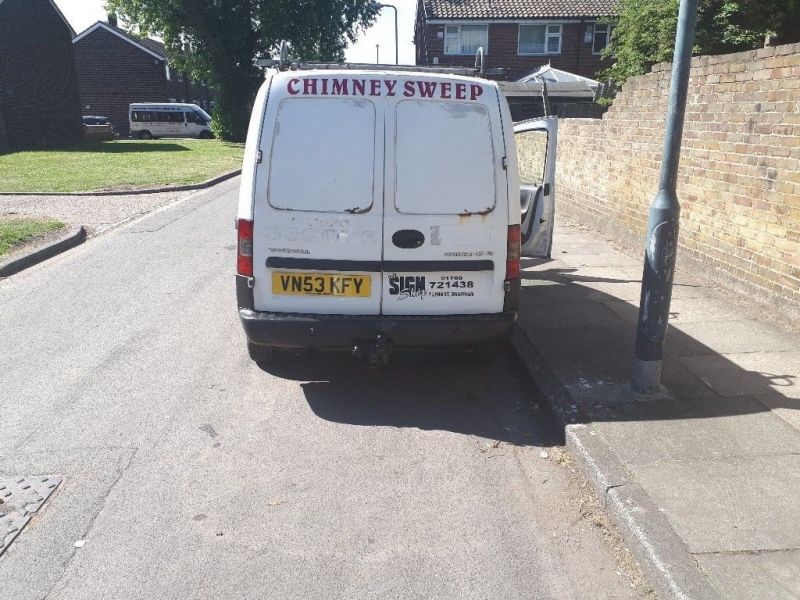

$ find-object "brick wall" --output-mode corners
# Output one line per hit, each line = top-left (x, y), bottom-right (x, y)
(417, 21), (609, 80)
(555, 42), (800, 304)
(0, 0), (82, 150)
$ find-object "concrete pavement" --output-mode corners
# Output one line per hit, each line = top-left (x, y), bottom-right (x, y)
(516, 216), (800, 600)
(0, 178), (647, 599)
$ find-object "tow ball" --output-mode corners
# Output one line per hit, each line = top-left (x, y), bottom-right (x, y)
(352, 334), (393, 367)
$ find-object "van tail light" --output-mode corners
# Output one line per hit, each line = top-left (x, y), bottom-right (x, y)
(237, 218), (254, 276)
(506, 224), (521, 280)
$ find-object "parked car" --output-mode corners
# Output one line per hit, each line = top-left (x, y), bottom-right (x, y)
(81, 115), (116, 141)
(235, 68), (556, 365)
(129, 103), (213, 140)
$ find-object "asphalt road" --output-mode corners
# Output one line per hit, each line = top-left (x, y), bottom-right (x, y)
(0, 178), (641, 599)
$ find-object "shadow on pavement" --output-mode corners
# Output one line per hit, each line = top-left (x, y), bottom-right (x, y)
(259, 349), (564, 448)
(518, 260), (798, 425)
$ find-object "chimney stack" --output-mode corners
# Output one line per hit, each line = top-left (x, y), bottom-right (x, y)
(107, 13), (118, 28)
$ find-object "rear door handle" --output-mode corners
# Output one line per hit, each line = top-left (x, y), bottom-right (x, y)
(392, 229), (425, 249)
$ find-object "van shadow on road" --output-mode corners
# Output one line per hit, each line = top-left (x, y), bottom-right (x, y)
(259, 350), (564, 448)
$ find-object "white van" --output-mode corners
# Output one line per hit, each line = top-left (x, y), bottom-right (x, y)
(236, 69), (556, 364)
(129, 103), (213, 139)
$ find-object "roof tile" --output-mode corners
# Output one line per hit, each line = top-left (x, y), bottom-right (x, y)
(423, 0), (619, 19)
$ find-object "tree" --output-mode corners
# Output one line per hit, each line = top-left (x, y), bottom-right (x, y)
(600, 0), (800, 84)
(106, 0), (379, 141)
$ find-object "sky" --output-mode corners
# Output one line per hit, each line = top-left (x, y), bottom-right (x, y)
(54, 0), (417, 65)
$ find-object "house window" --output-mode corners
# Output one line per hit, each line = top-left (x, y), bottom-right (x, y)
(518, 24), (562, 55)
(592, 23), (614, 54)
(444, 25), (488, 55)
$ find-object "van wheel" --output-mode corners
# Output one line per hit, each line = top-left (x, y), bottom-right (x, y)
(248, 341), (276, 365)
(138, 130), (153, 140)
(199, 130), (214, 140)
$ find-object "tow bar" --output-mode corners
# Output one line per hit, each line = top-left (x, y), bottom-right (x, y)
(352, 334), (393, 367)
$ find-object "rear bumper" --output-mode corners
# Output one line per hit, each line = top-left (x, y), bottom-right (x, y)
(239, 309), (516, 350)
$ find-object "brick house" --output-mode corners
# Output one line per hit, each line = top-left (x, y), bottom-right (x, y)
(0, 0), (83, 152)
(414, 0), (618, 81)
(72, 19), (214, 136)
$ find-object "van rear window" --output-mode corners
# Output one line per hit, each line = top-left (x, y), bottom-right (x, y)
(394, 100), (495, 215)
(268, 98), (376, 213)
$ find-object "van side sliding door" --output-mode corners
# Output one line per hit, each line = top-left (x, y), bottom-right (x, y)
(514, 118), (558, 258)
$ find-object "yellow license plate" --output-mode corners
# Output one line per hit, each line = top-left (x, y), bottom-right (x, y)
(272, 272), (371, 297)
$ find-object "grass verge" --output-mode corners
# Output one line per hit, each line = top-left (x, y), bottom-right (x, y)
(0, 140), (244, 193)
(0, 218), (65, 258)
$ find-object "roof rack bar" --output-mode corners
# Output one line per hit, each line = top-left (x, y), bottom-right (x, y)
(255, 59), (507, 77)
(256, 40), (507, 78)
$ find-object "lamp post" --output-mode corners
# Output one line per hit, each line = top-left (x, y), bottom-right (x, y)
(372, 2), (399, 65)
(631, 0), (699, 393)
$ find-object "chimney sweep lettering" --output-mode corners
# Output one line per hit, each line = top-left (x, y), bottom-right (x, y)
(286, 78), (484, 101)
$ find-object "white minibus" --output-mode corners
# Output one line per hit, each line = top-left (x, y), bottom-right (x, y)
(129, 103), (213, 139)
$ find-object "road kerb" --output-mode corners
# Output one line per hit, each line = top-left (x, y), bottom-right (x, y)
(0, 169), (241, 197)
(0, 225), (87, 278)
(510, 326), (723, 600)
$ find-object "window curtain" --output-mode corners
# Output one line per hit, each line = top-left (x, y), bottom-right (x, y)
(519, 25), (546, 54)
(460, 25), (487, 54)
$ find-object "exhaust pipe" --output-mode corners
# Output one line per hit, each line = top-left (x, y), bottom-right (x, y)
(352, 334), (392, 367)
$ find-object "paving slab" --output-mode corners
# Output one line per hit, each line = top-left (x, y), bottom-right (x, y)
(697, 550), (800, 600)
(517, 299), (627, 331)
(634, 454), (800, 553)
(603, 296), (752, 326)
(554, 241), (625, 254)
(530, 328), (635, 391)
(755, 390), (800, 433)
(594, 395), (800, 464)
(669, 320), (800, 356)
(678, 351), (800, 400)
(659, 357), (718, 400)
(556, 251), (643, 268)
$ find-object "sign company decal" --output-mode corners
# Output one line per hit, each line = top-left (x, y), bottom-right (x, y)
(286, 78), (485, 101)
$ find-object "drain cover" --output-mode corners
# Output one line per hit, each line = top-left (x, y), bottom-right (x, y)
(0, 475), (62, 557)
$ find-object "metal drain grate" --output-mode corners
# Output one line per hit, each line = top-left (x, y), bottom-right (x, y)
(0, 476), (62, 557)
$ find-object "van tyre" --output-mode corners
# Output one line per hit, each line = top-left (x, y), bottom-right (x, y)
(138, 130), (153, 140)
(199, 130), (214, 140)
(247, 341), (276, 364)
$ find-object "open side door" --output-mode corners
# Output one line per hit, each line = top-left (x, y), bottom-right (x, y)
(514, 117), (558, 258)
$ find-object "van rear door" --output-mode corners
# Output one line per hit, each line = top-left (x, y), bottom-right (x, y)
(381, 78), (509, 316)
(252, 86), (384, 315)
(514, 118), (558, 258)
